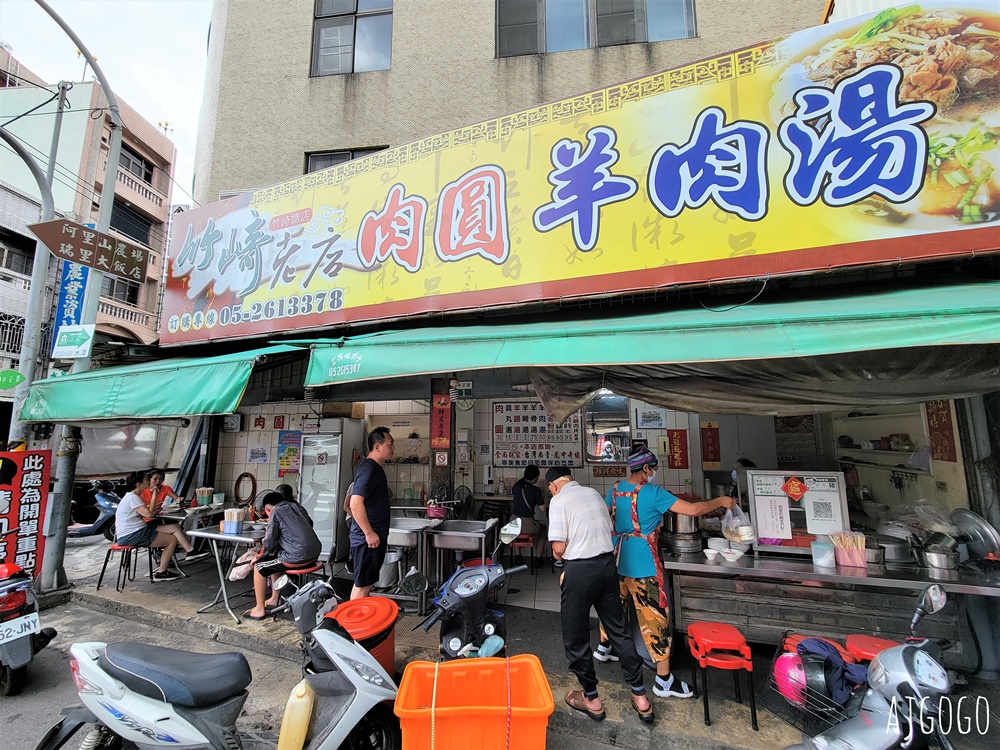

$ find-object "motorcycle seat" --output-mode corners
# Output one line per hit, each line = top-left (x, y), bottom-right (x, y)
(99, 642), (252, 708)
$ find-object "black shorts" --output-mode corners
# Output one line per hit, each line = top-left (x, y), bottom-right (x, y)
(254, 556), (314, 576)
(350, 539), (388, 588)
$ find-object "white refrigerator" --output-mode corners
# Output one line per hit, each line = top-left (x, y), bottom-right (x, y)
(297, 418), (365, 560)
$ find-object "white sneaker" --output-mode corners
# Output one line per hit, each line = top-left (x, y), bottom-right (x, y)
(653, 674), (694, 698)
(593, 644), (619, 663)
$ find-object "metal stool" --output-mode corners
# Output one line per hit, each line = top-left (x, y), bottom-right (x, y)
(687, 621), (758, 732)
(270, 562), (325, 615)
(97, 544), (153, 592)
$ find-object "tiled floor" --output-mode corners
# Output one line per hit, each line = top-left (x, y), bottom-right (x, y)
(501, 557), (563, 612)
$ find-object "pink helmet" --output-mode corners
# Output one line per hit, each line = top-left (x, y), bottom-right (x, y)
(773, 651), (807, 707)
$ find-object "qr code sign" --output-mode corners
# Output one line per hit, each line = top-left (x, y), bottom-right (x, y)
(812, 500), (834, 521)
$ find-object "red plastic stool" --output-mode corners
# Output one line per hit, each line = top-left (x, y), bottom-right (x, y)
(97, 544), (154, 592)
(846, 634), (897, 662)
(461, 558), (492, 567)
(508, 534), (537, 575)
(269, 561), (324, 615)
(687, 621), (758, 731)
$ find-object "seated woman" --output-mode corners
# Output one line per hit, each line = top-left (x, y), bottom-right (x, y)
(141, 469), (183, 513)
(245, 491), (322, 621)
(115, 470), (206, 582)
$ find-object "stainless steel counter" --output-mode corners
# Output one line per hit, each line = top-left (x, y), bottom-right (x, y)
(661, 553), (1000, 597)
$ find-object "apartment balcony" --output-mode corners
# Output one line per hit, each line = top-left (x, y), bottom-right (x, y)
(96, 296), (160, 346)
(95, 156), (170, 225)
(0, 268), (30, 317)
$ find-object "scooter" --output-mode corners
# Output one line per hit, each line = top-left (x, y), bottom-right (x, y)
(34, 572), (416, 750)
(419, 519), (527, 659)
(0, 562), (57, 695)
(783, 584), (956, 750)
(66, 480), (121, 542)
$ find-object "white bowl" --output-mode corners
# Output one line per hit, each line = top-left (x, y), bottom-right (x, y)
(719, 548), (745, 562)
(703, 549), (719, 561)
(184, 508), (200, 515)
(707, 538), (729, 551)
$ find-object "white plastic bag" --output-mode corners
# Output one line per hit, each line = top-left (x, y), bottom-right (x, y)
(722, 506), (756, 543)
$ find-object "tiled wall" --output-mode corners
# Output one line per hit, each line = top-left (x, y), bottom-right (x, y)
(214, 399), (432, 503)
(471, 397), (698, 500)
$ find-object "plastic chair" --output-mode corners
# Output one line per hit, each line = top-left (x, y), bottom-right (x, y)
(269, 561), (325, 615)
(845, 634), (897, 662)
(97, 544), (154, 593)
(687, 621), (758, 732)
(508, 534), (536, 575)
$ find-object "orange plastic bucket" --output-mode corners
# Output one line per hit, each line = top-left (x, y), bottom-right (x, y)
(394, 654), (553, 750)
(326, 596), (398, 676)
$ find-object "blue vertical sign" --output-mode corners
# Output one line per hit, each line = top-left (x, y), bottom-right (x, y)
(52, 261), (89, 357)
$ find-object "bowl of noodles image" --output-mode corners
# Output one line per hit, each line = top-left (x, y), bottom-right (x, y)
(769, 3), (1000, 230)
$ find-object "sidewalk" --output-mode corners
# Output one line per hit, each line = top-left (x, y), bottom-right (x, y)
(55, 537), (997, 750)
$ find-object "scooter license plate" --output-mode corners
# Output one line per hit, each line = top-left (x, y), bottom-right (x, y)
(0, 612), (39, 645)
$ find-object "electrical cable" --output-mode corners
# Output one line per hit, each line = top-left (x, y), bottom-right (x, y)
(697, 276), (769, 313)
(0, 70), (58, 92)
(1, 90), (59, 127)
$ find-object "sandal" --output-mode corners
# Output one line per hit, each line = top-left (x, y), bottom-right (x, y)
(564, 690), (605, 721)
(631, 695), (655, 724)
(242, 610), (267, 621)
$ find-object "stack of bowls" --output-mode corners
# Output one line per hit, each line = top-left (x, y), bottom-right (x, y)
(707, 538), (729, 552)
(731, 541), (752, 553)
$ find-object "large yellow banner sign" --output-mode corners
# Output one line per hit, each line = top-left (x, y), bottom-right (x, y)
(162, 2), (1000, 345)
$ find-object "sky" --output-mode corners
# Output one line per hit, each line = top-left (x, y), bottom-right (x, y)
(0, 0), (212, 207)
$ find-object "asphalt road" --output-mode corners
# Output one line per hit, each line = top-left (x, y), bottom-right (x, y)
(0, 601), (299, 750)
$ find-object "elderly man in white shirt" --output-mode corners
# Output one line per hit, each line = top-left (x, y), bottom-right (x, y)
(546, 466), (654, 724)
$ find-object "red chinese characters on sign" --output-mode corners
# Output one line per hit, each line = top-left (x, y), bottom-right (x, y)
(435, 166), (510, 264)
(358, 183), (428, 272)
(431, 394), (451, 450)
(782, 477), (808, 502)
(273, 415), (285, 430)
(253, 416), (266, 430)
(700, 421), (721, 470)
(0, 451), (51, 579)
(924, 400), (957, 463)
(667, 429), (689, 469)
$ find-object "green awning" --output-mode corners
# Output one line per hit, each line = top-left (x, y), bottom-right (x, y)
(305, 283), (1000, 387)
(20, 345), (301, 423)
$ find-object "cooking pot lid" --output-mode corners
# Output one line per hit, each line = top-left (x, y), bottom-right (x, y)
(950, 509), (1000, 559)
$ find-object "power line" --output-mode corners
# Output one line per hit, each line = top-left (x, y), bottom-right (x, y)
(0, 70), (59, 92)
(1, 90), (59, 127)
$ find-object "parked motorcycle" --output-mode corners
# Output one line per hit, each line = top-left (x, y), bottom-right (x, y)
(34, 575), (406, 749)
(419, 519), (527, 659)
(0, 562), (57, 695)
(781, 584), (955, 750)
(66, 480), (123, 542)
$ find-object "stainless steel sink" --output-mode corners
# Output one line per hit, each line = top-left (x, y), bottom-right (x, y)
(428, 519), (497, 551)
(387, 518), (441, 547)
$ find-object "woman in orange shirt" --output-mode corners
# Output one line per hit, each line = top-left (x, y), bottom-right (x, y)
(141, 469), (183, 514)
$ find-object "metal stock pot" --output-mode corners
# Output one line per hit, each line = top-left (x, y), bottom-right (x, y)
(664, 512), (699, 535)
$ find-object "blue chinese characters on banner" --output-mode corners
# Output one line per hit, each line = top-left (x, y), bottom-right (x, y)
(534, 126), (637, 251)
(778, 64), (935, 207)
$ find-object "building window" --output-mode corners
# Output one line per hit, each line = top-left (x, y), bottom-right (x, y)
(119, 143), (154, 184)
(110, 199), (153, 247)
(312, 0), (393, 77)
(305, 147), (385, 174)
(497, 0), (695, 57)
(0, 245), (32, 276)
(101, 276), (140, 306)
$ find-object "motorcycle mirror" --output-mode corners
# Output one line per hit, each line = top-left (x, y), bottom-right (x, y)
(274, 574), (290, 591)
(499, 518), (522, 545)
(920, 584), (947, 615)
(399, 571), (429, 595)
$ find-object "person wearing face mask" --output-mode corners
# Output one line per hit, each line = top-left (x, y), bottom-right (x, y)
(728, 457), (757, 499)
(594, 447), (736, 700)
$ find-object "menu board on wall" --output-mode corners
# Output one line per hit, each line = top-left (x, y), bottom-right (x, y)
(492, 400), (582, 468)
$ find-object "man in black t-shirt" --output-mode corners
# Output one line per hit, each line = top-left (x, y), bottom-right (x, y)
(348, 426), (394, 599)
(511, 465), (546, 565)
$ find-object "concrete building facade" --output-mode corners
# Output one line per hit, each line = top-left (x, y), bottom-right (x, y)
(195, 0), (827, 203)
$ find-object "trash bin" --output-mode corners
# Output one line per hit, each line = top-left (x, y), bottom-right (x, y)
(327, 596), (398, 677)
(377, 550), (401, 588)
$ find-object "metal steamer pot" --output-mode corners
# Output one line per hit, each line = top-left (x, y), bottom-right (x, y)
(664, 512), (699, 535)
(878, 536), (916, 563)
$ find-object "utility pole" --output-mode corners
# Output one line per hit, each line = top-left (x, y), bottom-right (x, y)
(7, 81), (70, 448)
(33, 0), (125, 592)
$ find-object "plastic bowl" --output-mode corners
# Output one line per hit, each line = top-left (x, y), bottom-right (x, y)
(184, 508), (200, 516)
(703, 549), (719, 561)
(719, 548), (744, 562)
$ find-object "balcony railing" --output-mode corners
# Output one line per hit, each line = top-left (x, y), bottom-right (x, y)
(98, 298), (155, 328)
(116, 165), (165, 208)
